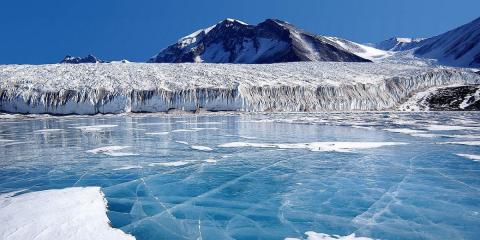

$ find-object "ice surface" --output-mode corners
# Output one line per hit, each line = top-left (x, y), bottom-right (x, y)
(0, 187), (134, 240)
(218, 141), (407, 152)
(1, 113), (479, 240)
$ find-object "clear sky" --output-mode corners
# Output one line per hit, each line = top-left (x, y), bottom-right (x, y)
(1, 0), (479, 64)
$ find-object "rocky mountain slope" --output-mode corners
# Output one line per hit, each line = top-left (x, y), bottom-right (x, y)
(148, 19), (371, 64)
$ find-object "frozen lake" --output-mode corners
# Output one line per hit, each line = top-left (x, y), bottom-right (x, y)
(0, 112), (479, 240)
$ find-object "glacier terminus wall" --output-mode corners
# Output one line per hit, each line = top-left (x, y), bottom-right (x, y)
(0, 62), (479, 114)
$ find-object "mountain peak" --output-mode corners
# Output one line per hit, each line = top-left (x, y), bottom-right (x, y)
(219, 18), (248, 25)
(375, 37), (424, 51)
(60, 54), (104, 64)
(149, 18), (371, 64)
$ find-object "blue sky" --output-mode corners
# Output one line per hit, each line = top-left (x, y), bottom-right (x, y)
(1, 0), (479, 64)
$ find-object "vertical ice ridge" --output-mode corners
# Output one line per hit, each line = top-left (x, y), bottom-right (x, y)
(0, 67), (479, 114)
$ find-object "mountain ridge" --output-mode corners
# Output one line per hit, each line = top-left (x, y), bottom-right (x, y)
(148, 18), (372, 64)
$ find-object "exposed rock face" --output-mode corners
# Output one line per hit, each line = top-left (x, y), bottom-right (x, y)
(148, 19), (371, 64)
(399, 85), (480, 111)
(60, 55), (105, 64)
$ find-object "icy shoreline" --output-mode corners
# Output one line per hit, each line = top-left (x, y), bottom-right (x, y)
(0, 62), (479, 114)
(0, 187), (135, 240)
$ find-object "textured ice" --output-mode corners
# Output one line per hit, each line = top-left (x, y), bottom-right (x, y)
(1, 112), (480, 240)
(0, 187), (134, 240)
(218, 141), (407, 152)
(1, 62), (479, 114)
(441, 141), (480, 146)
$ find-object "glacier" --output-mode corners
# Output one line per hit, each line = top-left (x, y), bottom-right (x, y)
(0, 62), (479, 115)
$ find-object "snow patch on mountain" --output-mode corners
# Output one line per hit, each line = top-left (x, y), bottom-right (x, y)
(375, 37), (425, 51)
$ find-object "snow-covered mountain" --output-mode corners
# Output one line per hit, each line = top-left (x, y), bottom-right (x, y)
(375, 37), (424, 51)
(414, 17), (480, 68)
(60, 55), (105, 64)
(148, 19), (372, 64)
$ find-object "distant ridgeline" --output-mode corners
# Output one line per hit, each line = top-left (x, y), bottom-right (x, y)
(58, 17), (480, 68)
(60, 55), (105, 64)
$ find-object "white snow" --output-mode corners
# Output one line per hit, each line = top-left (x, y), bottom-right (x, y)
(34, 128), (63, 133)
(218, 141), (407, 152)
(383, 128), (426, 134)
(191, 145), (213, 151)
(286, 231), (373, 240)
(325, 36), (392, 61)
(0, 187), (135, 240)
(148, 161), (190, 167)
(459, 88), (480, 109)
(145, 131), (170, 135)
(87, 146), (138, 156)
(114, 165), (143, 170)
(456, 153), (480, 162)
(425, 125), (480, 131)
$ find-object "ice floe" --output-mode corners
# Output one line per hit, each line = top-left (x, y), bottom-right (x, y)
(73, 124), (118, 132)
(383, 128), (426, 134)
(219, 141), (407, 152)
(172, 129), (198, 132)
(0, 187), (135, 240)
(456, 154), (480, 162)
(191, 145), (213, 151)
(286, 231), (373, 240)
(148, 161), (191, 167)
(145, 131), (170, 135)
(87, 146), (138, 156)
(34, 129), (64, 133)
(425, 125), (480, 131)
(114, 165), (143, 170)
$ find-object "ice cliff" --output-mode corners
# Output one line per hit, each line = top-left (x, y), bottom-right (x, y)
(0, 62), (479, 114)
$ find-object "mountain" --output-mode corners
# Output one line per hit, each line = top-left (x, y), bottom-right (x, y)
(414, 17), (480, 67)
(60, 55), (105, 64)
(148, 18), (371, 64)
(375, 37), (424, 51)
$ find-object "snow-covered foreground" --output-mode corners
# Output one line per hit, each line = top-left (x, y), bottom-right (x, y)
(0, 187), (134, 240)
(0, 112), (479, 240)
(0, 62), (478, 114)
